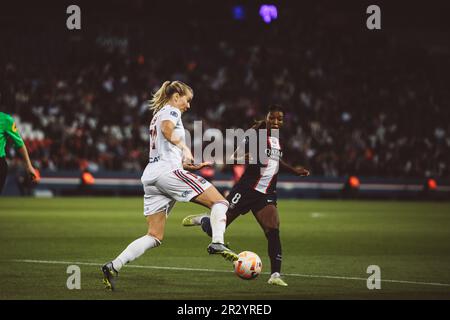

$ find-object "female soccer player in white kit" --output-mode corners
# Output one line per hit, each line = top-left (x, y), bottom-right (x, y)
(102, 81), (237, 290)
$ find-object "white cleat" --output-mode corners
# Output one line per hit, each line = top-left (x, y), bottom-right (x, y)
(268, 272), (288, 286)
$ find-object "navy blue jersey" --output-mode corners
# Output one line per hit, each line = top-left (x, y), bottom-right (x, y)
(235, 127), (283, 195)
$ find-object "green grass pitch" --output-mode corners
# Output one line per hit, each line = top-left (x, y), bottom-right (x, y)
(0, 197), (450, 299)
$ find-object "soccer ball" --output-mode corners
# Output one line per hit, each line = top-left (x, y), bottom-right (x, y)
(233, 251), (262, 280)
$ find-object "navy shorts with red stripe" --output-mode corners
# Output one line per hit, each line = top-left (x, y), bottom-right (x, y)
(226, 182), (277, 216)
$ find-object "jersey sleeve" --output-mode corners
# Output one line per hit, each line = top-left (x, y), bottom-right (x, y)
(159, 107), (180, 126)
(5, 115), (25, 148)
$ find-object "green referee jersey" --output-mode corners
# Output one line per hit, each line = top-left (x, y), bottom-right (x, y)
(0, 112), (25, 158)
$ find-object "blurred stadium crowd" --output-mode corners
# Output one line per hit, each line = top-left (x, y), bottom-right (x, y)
(1, 1), (449, 178)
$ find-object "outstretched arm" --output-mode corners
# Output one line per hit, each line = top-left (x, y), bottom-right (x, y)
(280, 159), (310, 176)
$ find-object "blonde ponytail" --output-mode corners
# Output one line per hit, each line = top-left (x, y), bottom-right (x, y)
(149, 81), (171, 115)
(149, 80), (193, 115)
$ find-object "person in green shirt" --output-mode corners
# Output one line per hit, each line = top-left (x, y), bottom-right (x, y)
(0, 112), (38, 193)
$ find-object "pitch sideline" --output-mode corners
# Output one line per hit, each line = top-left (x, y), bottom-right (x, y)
(8, 259), (450, 288)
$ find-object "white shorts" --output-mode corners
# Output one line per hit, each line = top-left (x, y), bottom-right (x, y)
(142, 169), (212, 216)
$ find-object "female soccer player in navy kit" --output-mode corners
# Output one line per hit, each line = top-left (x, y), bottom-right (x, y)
(183, 105), (310, 286)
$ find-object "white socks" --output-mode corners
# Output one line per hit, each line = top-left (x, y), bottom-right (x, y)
(111, 200), (228, 271)
(210, 200), (229, 244)
(112, 235), (161, 271)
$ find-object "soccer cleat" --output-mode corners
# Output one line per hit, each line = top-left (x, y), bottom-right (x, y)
(267, 272), (288, 286)
(182, 213), (209, 226)
(102, 262), (118, 291)
(207, 242), (239, 262)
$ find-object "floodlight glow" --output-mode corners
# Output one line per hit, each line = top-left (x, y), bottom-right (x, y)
(232, 5), (245, 20)
(259, 5), (278, 24)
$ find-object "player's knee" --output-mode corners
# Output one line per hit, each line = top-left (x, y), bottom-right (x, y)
(262, 215), (280, 232)
(262, 220), (279, 232)
(201, 216), (213, 238)
(213, 199), (229, 208)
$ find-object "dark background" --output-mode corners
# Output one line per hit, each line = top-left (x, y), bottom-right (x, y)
(1, 0), (449, 178)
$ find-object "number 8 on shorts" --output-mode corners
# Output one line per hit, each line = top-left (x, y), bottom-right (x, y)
(231, 193), (241, 204)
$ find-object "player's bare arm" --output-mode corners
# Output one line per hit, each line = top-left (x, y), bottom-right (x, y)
(183, 161), (213, 171)
(280, 159), (310, 177)
(161, 119), (194, 163)
(17, 145), (38, 181)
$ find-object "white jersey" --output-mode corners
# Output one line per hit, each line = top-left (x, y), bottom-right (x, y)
(143, 105), (185, 181)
